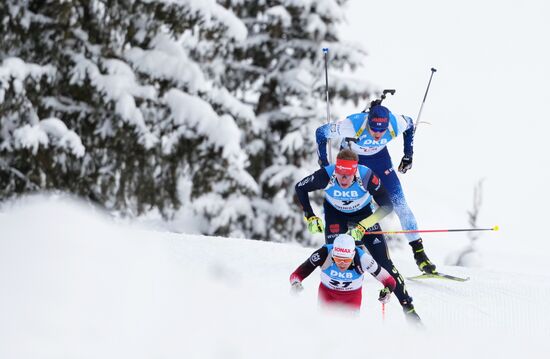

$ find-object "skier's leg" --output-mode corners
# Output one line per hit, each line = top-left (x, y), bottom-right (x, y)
(362, 227), (410, 303)
(344, 290), (362, 310)
(362, 227), (421, 322)
(360, 149), (420, 242)
(384, 174), (436, 273)
(380, 169), (420, 241)
(363, 152), (436, 274)
(323, 205), (349, 244)
(318, 284), (361, 311)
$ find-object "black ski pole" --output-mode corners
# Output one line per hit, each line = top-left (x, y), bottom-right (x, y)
(322, 47), (332, 162)
(414, 68), (437, 132)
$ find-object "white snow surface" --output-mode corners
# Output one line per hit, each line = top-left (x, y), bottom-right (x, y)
(1, 196), (549, 358)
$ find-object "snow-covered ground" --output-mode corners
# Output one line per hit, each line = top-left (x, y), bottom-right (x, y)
(1, 196), (549, 358)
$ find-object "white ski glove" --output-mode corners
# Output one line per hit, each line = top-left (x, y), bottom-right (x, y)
(378, 286), (392, 304)
(291, 281), (303, 293)
(290, 274), (304, 294)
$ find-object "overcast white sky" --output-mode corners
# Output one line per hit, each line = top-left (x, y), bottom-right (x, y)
(337, 0), (550, 259)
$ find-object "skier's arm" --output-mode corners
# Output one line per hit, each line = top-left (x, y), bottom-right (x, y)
(289, 246), (329, 284)
(401, 115), (415, 157)
(359, 253), (396, 291)
(315, 119), (356, 167)
(294, 169), (330, 218)
(392, 114), (415, 157)
(315, 124), (331, 167)
(357, 172), (393, 230)
(394, 114), (415, 173)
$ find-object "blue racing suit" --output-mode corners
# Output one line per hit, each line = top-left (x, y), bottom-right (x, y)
(316, 111), (420, 242)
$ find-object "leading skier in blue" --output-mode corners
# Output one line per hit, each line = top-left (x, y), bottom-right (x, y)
(315, 104), (437, 274)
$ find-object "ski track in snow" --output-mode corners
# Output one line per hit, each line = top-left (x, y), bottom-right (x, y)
(1, 197), (549, 358)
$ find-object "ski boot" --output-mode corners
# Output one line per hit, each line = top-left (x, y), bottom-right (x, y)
(402, 302), (422, 325)
(409, 238), (437, 274)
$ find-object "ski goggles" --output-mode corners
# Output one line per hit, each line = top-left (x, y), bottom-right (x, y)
(332, 255), (353, 265)
(368, 117), (389, 132)
(370, 126), (387, 133)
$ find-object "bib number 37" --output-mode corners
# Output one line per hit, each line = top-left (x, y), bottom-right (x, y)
(329, 279), (352, 288)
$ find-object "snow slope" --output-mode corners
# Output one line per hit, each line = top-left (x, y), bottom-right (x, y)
(1, 197), (549, 358)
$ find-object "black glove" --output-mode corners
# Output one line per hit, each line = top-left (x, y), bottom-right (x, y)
(398, 155), (413, 173)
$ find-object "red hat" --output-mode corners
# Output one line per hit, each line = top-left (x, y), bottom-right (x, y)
(335, 158), (358, 175)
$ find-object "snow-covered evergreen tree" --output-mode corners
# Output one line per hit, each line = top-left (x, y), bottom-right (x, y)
(1, 0), (372, 242)
(226, 0), (372, 243)
(0, 0), (257, 228)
